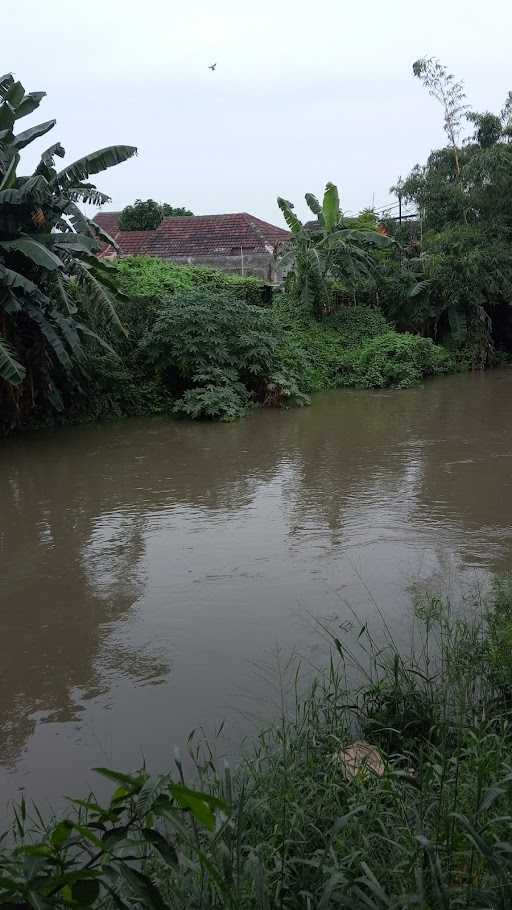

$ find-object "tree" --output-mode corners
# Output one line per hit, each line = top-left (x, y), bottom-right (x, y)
(277, 182), (390, 318)
(119, 198), (193, 231)
(0, 72), (137, 430)
(161, 203), (194, 217)
(413, 57), (467, 181)
(389, 66), (512, 363)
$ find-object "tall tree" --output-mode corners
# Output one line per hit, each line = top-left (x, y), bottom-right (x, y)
(412, 57), (467, 180)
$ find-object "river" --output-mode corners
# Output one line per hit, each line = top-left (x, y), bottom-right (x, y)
(2, 369), (512, 809)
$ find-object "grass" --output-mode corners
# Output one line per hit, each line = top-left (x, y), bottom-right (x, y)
(3, 579), (512, 908)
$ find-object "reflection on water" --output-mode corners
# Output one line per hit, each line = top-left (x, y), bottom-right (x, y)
(1, 369), (512, 807)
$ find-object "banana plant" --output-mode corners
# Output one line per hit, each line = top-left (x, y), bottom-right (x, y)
(277, 182), (392, 317)
(0, 73), (136, 422)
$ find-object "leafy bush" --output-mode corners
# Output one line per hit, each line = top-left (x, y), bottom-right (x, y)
(0, 766), (227, 910)
(274, 295), (452, 393)
(115, 256), (268, 307)
(338, 331), (454, 389)
(138, 290), (303, 420)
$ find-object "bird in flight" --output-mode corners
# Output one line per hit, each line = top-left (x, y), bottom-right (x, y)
(208, 63), (217, 71)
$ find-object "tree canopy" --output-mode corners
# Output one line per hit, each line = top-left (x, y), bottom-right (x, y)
(119, 198), (193, 231)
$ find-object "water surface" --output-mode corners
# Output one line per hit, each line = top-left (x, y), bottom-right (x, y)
(2, 370), (512, 808)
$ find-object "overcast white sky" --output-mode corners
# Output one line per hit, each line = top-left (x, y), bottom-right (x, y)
(4, 0), (512, 226)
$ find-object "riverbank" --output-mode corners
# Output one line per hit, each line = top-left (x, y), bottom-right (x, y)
(3, 579), (512, 907)
(0, 257), (456, 435)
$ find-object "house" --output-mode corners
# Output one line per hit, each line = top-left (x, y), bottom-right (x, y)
(93, 211), (291, 283)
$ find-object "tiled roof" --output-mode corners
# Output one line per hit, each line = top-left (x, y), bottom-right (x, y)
(93, 212), (290, 258)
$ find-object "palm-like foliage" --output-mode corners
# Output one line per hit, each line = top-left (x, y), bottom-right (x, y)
(0, 73), (136, 426)
(277, 183), (391, 318)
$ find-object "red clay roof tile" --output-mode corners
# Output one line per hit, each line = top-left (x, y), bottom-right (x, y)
(93, 211), (290, 258)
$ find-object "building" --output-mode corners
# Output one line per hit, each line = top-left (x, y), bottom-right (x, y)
(93, 211), (291, 282)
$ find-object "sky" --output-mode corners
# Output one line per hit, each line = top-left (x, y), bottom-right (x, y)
(4, 0), (512, 227)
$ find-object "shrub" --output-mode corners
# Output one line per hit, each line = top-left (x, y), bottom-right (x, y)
(115, 256), (268, 307)
(138, 290), (303, 420)
(338, 331), (454, 389)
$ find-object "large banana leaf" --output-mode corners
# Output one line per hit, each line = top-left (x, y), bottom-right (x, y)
(305, 193), (322, 217)
(51, 233), (98, 254)
(14, 91), (46, 120)
(0, 174), (49, 206)
(277, 197), (303, 235)
(25, 303), (72, 373)
(0, 154), (19, 190)
(0, 334), (25, 385)
(6, 81), (25, 107)
(13, 119), (56, 151)
(322, 182), (341, 233)
(0, 237), (64, 271)
(69, 258), (126, 333)
(0, 75), (14, 98)
(90, 220), (119, 252)
(0, 263), (47, 302)
(35, 142), (65, 180)
(67, 184), (111, 206)
(55, 145), (137, 188)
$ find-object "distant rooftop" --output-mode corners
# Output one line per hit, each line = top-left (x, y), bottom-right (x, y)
(93, 211), (290, 258)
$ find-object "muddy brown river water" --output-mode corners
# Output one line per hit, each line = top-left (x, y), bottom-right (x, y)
(2, 369), (512, 809)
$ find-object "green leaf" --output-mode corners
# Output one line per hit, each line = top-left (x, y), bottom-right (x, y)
(71, 880), (100, 906)
(0, 103), (15, 132)
(170, 784), (227, 830)
(14, 92), (46, 120)
(35, 143), (65, 180)
(51, 312), (83, 362)
(1, 237), (63, 271)
(67, 184), (111, 207)
(13, 120), (55, 151)
(75, 323), (118, 358)
(6, 82), (25, 108)
(93, 767), (145, 789)
(24, 304), (72, 373)
(277, 197), (303, 235)
(118, 866), (168, 910)
(0, 174), (50, 206)
(305, 192), (322, 216)
(322, 182), (341, 233)
(101, 825), (131, 850)
(71, 824), (105, 851)
(0, 264), (47, 303)
(0, 74), (14, 98)
(54, 145), (137, 188)
(142, 829), (178, 866)
(50, 820), (73, 848)
(52, 234), (98, 255)
(90, 220), (119, 251)
(0, 335), (25, 386)
(0, 154), (19, 190)
(71, 261), (126, 334)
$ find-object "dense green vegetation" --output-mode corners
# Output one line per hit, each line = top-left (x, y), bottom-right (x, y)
(381, 58), (512, 365)
(119, 199), (194, 231)
(4, 579), (512, 908)
(2, 57), (512, 434)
